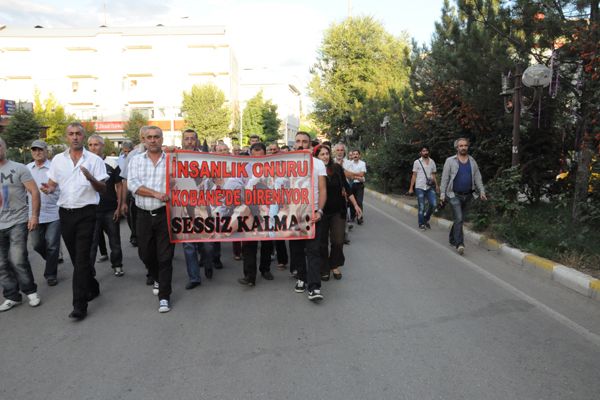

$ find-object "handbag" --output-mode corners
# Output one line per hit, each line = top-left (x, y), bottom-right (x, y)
(418, 160), (435, 188)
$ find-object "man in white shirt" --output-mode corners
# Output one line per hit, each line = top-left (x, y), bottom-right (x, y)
(291, 131), (327, 302)
(41, 123), (108, 321)
(343, 149), (367, 224)
(408, 146), (439, 230)
(27, 140), (61, 286)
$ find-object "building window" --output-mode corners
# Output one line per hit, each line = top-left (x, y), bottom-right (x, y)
(72, 81), (79, 93)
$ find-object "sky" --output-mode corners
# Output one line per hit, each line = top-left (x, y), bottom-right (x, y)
(0, 0), (444, 92)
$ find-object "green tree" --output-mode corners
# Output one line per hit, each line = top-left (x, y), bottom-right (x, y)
(3, 108), (41, 163)
(123, 110), (148, 145)
(242, 91), (266, 144)
(309, 16), (412, 145)
(262, 100), (281, 143)
(181, 83), (231, 142)
(33, 90), (76, 145)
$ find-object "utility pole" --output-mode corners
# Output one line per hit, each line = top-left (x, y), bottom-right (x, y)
(511, 66), (522, 167)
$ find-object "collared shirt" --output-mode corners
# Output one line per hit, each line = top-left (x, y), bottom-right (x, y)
(127, 151), (167, 211)
(343, 159), (367, 183)
(27, 160), (60, 223)
(120, 144), (145, 180)
(412, 157), (437, 191)
(47, 148), (109, 209)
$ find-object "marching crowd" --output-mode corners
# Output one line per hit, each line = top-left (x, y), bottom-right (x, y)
(0, 125), (371, 319)
(0, 124), (485, 320)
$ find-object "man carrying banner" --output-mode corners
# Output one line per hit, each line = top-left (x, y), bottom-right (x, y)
(127, 126), (174, 313)
(291, 131), (327, 301)
(237, 142), (275, 287)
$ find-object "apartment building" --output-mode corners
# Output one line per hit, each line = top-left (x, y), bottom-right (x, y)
(0, 25), (239, 145)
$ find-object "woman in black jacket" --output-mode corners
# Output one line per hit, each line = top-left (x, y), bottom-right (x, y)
(313, 145), (362, 280)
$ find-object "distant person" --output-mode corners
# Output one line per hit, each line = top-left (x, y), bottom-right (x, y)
(41, 123), (108, 320)
(27, 140), (61, 286)
(408, 146), (439, 230)
(249, 135), (261, 146)
(344, 149), (366, 224)
(0, 137), (42, 312)
(440, 138), (487, 255)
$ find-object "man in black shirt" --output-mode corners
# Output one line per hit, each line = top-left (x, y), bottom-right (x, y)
(87, 135), (124, 276)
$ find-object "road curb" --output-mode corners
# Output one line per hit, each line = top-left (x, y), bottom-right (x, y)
(366, 188), (600, 301)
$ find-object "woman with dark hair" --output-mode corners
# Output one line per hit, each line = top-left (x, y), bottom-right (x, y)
(313, 145), (362, 280)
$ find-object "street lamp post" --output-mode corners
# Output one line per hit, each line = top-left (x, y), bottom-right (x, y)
(380, 115), (390, 143)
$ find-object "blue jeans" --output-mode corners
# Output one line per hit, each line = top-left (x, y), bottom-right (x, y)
(183, 242), (213, 283)
(449, 193), (472, 247)
(29, 219), (61, 279)
(90, 209), (123, 273)
(415, 188), (437, 226)
(0, 222), (37, 301)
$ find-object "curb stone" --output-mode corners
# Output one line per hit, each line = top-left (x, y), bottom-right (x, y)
(366, 188), (600, 301)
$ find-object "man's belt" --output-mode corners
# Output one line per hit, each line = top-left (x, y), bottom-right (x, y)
(138, 206), (166, 216)
(454, 190), (473, 195)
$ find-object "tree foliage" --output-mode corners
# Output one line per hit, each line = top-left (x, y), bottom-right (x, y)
(241, 91), (282, 145)
(33, 90), (76, 145)
(182, 83), (231, 143)
(309, 16), (412, 145)
(123, 110), (148, 145)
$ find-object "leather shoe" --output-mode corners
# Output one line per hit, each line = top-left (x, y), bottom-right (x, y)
(238, 277), (255, 286)
(47, 277), (58, 286)
(205, 268), (213, 279)
(213, 260), (224, 269)
(321, 273), (330, 281)
(185, 281), (201, 290)
(261, 271), (274, 280)
(69, 309), (87, 321)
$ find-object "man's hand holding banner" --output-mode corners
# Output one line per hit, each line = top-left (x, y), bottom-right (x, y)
(167, 150), (315, 243)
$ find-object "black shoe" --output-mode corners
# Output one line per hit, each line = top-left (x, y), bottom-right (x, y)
(357, 217), (364, 225)
(321, 273), (330, 281)
(58, 257), (64, 264)
(238, 277), (255, 287)
(343, 239), (350, 244)
(425, 222), (431, 229)
(47, 277), (58, 286)
(419, 224), (426, 230)
(261, 271), (274, 280)
(130, 238), (138, 247)
(185, 281), (201, 290)
(205, 268), (213, 279)
(146, 276), (154, 286)
(213, 260), (224, 270)
(69, 309), (87, 321)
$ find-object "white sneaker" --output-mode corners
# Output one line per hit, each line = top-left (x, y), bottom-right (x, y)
(0, 299), (22, 311)
(457, 245), (465, 255)
(114, 267), (124, 277)
(158, 299), (171, 313)
(152, 281), (159, 296)
(308, 289), (324, 302)
(294, 279), (306, 293)
(27, 292), (41, 307)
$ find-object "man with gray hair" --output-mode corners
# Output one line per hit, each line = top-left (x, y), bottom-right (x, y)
(0, 136), (42, 312)
(440, 137), (487, 255)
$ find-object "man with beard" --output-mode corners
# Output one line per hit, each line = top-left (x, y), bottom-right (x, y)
(408, 146), (439, 230)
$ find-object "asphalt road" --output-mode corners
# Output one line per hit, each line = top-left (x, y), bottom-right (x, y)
(2, 194), (600, 400)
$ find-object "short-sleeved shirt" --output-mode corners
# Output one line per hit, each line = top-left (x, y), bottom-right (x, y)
(27, 160), (60, 223)
(343, 159), (367, 183)
(313, 157), (327, 209)
(0, 160), (34, 229)
(127, 151), (167, 211)
(47, 149), (109, 209)
(412, 158), (437, 190)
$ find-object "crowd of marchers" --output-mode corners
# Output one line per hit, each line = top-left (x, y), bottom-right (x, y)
(1, 125), (485, 319)
(0, 126), (378, 319)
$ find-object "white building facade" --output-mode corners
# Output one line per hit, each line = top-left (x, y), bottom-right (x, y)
(0, 25), (239, 145)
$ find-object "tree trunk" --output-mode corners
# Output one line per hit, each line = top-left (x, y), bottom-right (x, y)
(572, 141), (594, 222)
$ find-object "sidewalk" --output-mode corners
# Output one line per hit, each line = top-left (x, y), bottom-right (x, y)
(367, 188), (600, 302)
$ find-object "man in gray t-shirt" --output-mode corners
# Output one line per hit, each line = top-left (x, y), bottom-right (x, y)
(0, 137), (42, 312)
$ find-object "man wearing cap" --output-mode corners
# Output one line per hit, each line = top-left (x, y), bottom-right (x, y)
(27, 140), (61, 286)
(41, 123), (108, 320)
(0, 136), (42, 312)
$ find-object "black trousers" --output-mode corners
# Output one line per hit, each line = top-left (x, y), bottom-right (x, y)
(242, 240), (273, 283)
(289, 221), (323, 291)
(59, 205), (98, 312)
(320, 213), (346, 274)
(350, 182), (364, 220)
(136, 207), (174, 301)
(274, 240), (288, 265)
(127, 192), (138, 241)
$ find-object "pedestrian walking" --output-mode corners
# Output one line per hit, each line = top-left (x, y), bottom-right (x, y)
(408, 146), (439, 230)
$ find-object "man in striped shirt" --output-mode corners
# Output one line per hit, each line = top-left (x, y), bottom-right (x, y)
(127, 126), (174, 313)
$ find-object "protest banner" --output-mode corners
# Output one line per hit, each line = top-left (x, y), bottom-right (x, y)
(167, 150), (315, 243)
